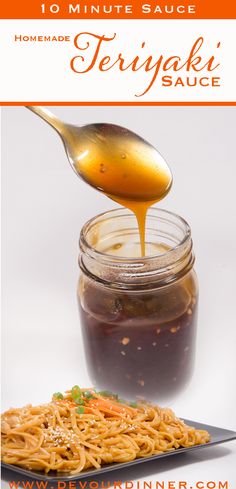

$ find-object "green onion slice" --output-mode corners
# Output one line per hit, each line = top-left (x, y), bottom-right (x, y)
(71, 385), (85, 405)
(53, 392), (64, 400)
(118, 398), (127, 404)
(76, 406), (85, 414)
(71, 385), (81, 399)
(83, 391), (95, 399)
(98, 390), (118, 399)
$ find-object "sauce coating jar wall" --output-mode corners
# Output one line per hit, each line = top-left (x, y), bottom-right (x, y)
(78, 208), (198, 402)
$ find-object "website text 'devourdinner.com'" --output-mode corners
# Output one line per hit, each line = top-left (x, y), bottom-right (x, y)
(6, 480), (229, 489)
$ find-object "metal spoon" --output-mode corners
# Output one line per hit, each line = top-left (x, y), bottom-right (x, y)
(26, 106), (172, 202)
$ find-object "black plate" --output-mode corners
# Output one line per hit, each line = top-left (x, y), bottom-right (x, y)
(2, 419), (236, 481)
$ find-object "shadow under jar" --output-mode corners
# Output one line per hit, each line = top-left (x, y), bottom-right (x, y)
(78, 208), (198, 403)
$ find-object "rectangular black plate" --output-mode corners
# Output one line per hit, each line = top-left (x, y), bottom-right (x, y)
(2, 419), (236, 481)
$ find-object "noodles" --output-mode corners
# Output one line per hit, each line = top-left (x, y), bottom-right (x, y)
(1, 388), (210, 474)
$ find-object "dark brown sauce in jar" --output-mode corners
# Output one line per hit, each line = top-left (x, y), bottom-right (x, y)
(78, 208), (198, 402)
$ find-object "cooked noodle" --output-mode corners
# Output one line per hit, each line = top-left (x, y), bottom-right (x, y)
(1, 388), (210, 474)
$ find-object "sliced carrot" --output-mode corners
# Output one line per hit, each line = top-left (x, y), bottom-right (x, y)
(88, 398), (137, 417)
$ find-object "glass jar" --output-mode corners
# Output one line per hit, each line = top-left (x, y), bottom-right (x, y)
(78, 208), (198, 403)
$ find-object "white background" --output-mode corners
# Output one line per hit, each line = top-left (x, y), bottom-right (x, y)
(1, 105), (236, 486)
(0, 20), (236, 101)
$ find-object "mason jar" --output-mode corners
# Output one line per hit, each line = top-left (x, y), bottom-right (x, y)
(78, 208), (198, 403)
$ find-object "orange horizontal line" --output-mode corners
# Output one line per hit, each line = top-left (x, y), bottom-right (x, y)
(1, 0), (236, 19)
(1, 16), (236, 19)
(1, 102), (236, 106)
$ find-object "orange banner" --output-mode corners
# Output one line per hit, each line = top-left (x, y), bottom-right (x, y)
(1, 102), (236, 106)
(0, 0), (236, 19)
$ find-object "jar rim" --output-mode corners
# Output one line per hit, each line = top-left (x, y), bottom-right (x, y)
(79, 207), (191, 264)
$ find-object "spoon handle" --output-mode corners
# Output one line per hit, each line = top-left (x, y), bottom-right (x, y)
(26, 106), (63, 134)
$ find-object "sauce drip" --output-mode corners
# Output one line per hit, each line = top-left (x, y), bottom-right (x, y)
(65, 123), (172, 256)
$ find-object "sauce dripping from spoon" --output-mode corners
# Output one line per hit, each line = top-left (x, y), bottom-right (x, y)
(27, 107), (172, 256)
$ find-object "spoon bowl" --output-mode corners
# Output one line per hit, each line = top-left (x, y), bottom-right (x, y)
(26, 107), (172, 203)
